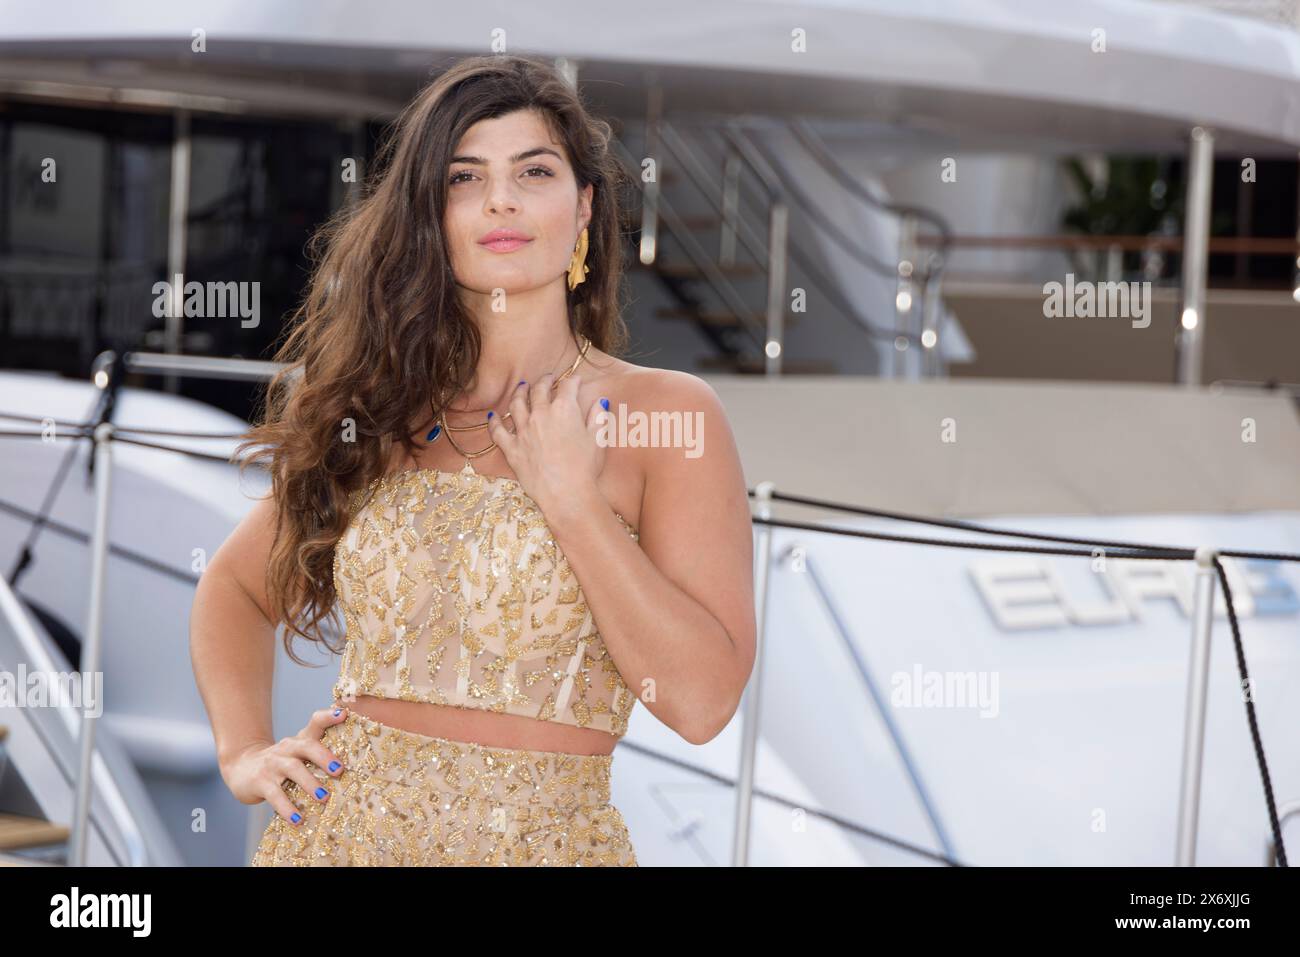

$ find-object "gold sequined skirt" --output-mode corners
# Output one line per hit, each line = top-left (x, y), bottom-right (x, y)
(249, 710), (637, 867)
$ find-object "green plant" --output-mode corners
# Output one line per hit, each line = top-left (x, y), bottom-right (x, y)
(1060, 156), (1182, 279)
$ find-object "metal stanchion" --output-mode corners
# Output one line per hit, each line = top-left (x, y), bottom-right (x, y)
(1176, 126), (1214, 387)
(765, 205), (788, 376)
(732, 480), (775, 866)
(1176, 545), (1217, 866)
(67, 422), (115, 866)
(896, 213), (918, 381)
(164, 108), (192, 394)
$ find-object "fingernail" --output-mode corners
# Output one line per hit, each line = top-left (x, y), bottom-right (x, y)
(487, 411), (494, 419)
(315, 787), (328, 799)
(333, 708), (341, 716)
(600, 397), (609, 411)
(518, 380), (526, 386)
(291, 812), (302, 824)
(328, 761), (341, 772)
(426, 424), (441, 442)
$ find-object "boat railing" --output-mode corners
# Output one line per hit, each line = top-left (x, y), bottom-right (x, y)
(739, 482), (1296, 867)
(627, 105), (956, 377)
(6, 348), (1291, 866)
(0, 561), (148, 865)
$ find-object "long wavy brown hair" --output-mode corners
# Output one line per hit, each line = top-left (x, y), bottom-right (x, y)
(236, 54), (632, 663)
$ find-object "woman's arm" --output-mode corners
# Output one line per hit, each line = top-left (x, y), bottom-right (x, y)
(189, 494), (281, 770)
(190, 492), (350, 823)
(545, 370), (757, 745)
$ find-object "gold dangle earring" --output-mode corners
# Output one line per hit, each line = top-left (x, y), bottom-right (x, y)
(567, 227), (590, 291)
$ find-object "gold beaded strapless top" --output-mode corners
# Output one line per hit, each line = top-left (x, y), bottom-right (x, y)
(329, 462), (640, 739)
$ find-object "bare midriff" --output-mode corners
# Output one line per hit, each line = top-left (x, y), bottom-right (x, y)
(344, 694), (619, 756)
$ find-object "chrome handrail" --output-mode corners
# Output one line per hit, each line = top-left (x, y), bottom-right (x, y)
(613, 136), (769, 353)
(775, 119), (951, 372)
(659, 121), (778, 278)
(0, 561), (143, 865)
(660, 119), (913, 347)
(638, 86), (663, 268)
(658, 119), (795, 370)
(786, 117), (954, 269)
(59, 350), (286, 864)
(732, 482), (775, 865)
(727, 121), (908, 281)
(67, 422), (114, 865)
(779, 117), (951, 374)
(1176, 547), (1216, 866)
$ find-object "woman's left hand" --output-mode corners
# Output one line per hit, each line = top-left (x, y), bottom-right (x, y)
(486, 372), (610, 519)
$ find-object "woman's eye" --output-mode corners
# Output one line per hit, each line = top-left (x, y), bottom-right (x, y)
(449, 166), (554, 186)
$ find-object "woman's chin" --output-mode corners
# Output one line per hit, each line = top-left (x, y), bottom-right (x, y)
(458, 276), (558, 300)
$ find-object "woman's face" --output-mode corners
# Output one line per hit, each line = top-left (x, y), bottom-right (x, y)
(443, 108), (592, 298)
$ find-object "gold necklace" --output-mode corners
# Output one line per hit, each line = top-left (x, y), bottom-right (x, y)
(441, 333), (588, 426)
(430, 334), (591, 466)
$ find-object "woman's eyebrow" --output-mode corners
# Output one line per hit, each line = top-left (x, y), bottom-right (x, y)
(449, 146), (564, 165)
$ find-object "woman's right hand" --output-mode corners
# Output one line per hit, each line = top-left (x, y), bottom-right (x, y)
(220, 706), (349, 824)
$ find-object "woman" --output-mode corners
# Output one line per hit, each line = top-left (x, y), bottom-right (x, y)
(190, 54), (756, 867)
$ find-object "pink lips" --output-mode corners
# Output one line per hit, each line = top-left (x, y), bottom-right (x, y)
(481, 238), (531, 252)
(478, 229), (533, 253)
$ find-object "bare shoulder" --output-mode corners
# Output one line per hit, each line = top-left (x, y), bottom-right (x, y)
(597, 360), (725, 415)
(577, 355), (740, 506)
(574, 339), (721, 405)
(603, 365), (740, 488)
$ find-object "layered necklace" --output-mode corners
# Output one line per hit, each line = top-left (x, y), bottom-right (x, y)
(427, 333), (592, 469)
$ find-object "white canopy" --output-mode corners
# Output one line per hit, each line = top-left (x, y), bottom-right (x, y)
(0, 0), (1298, 153)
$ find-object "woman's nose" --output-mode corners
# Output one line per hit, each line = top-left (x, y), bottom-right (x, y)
(485, 184), (521, 215)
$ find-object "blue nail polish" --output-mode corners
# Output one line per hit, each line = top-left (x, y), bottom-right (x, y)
(332, 708), (341, 716)
(487, 411), (494, 419)
(426, 423), (441, 442)
(518, 380), (526, 386)
(600, 397), (609, 411)
(328, 761), (340, 772)
(291, 812), (302, 823)
(315, 787), (328, 799)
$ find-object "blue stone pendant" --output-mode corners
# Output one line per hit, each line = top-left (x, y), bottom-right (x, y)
(426, 423), (442, 442)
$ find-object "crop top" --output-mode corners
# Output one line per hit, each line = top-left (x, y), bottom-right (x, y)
(329, 462), (641, 738)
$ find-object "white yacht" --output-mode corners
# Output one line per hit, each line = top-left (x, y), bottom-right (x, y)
(0, 0), (1297, 866)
